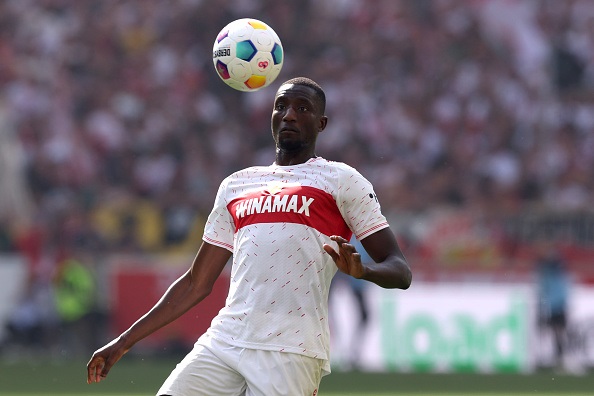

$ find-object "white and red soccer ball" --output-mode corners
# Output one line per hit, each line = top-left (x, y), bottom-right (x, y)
(212, 18), (284, 92)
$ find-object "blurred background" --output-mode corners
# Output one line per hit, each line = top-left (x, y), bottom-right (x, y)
(0, 0), (594, 393)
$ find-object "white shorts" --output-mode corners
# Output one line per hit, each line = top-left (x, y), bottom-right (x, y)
(156, 333), (325, 396)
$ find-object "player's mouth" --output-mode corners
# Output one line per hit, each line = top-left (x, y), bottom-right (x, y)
(279, 127), (299, 134)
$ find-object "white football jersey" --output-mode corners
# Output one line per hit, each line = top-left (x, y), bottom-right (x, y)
(202, 157), (388, 371)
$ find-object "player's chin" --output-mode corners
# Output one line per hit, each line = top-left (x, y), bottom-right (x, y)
(277, 138), (303, 152)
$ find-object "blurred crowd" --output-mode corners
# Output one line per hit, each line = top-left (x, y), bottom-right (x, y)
(0, 0), (593, 270)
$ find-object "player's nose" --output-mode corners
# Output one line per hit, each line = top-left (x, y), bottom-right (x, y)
(282, 106), (297, 121)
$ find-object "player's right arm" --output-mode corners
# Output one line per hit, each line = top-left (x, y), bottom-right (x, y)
(86, 241), (232, 384)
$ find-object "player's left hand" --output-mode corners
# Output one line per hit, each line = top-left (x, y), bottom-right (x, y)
(323, 235), (366, 279)
(86, 336), (128, 384)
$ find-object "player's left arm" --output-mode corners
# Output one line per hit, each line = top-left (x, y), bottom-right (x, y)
(324, 228), (411, 289)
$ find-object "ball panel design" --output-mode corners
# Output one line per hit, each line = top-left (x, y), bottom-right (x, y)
(250, 30), (274, 51)
(227, 59), (251, 81)
(216, 30), (229, 43)
(227, 22), (254, 42)
(271, 43), (283, 65)
(215, 60), (230, 80)
(247, 20), (268, 30)
(235, 40), (257, 61)
(245, 75), (267, 89)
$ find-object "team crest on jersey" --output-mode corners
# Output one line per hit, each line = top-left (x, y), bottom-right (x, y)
(264, 181), (300, 196)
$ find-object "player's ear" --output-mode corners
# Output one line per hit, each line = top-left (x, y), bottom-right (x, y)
(318, 116), (328, 132)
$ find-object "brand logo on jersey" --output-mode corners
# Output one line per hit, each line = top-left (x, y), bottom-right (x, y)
(235, 194), (314, 219)
(227, 184), (352, 239)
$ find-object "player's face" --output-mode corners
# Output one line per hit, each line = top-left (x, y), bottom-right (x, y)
(271, 84), (327, 154)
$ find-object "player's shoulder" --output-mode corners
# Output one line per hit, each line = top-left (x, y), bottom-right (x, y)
(218, 164), (275, 191)
(225, 164), (271, 180)
(314, 157), (367, 179)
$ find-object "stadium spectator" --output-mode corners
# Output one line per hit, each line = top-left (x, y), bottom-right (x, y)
(535, 243), (571, 371)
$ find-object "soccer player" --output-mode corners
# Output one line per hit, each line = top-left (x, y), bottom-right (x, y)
(86, 77), (412, 396)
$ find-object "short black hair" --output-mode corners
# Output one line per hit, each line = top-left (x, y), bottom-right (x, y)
(280, 77), (326, 114)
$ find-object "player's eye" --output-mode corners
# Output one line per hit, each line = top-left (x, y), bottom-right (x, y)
(275, 103), (286, 111)
(298, 106), (308, 112)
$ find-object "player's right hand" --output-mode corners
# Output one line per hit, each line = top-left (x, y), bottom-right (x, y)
(86, 337), (128, 384)
(323, 235), (366, 279)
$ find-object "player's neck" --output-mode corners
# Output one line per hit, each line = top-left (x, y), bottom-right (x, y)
(275, 150), (317, 166)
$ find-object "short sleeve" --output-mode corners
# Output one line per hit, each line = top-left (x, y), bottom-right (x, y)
(202, 178), (235, 252)
(336, 166), (389, 240)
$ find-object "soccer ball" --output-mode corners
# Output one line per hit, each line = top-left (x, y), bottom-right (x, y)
(212, 18), (284, 92)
